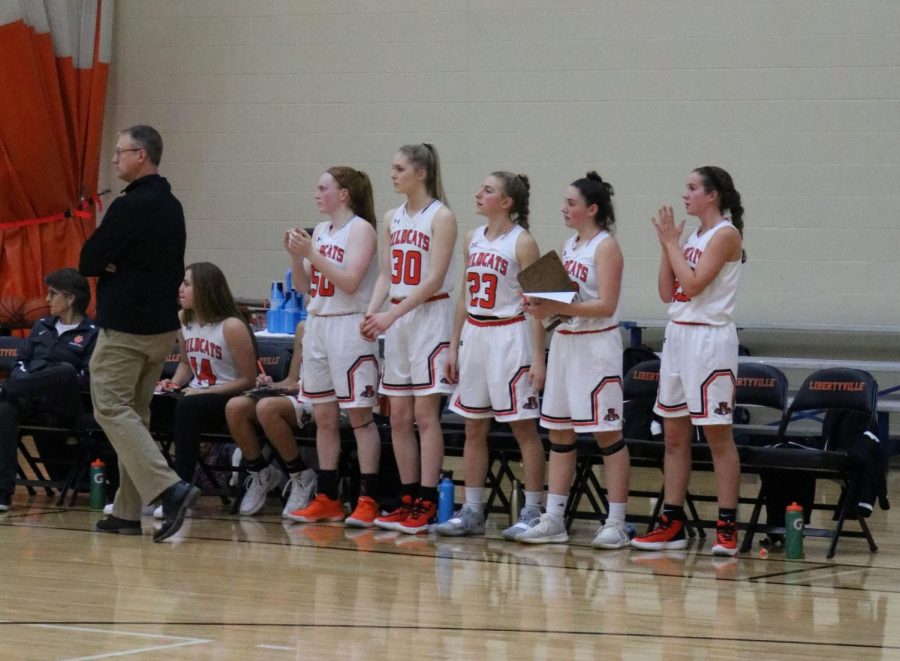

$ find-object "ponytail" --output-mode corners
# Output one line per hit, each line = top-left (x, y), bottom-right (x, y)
(327, 166), (377, 228)
(571, 171), (615, 231)
(490, 171), (530, 229)
(694, 165), (746, 262)
(398, 143), (447, 206)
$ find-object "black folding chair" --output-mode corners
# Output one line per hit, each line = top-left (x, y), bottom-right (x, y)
(739, 367), (879, 558)
(3, 336), (109, 505)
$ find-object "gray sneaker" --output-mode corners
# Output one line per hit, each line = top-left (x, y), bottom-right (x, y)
(501, 505), (543, 541)
(434, 506), (486, 537)
(516, 513), (569, 544)
(281, 468), (317, 519)
(239, 463), (282, 516)
(592, 520), (632, 549)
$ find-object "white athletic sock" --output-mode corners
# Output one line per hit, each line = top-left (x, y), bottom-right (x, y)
(607, 501), (626, 524)
(464, 487), (484, 509)
(524, 490), (543, 509)
(546, 493), (567, 519)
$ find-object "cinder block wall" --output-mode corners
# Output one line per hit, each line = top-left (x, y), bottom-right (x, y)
(101, 0), (900, 336)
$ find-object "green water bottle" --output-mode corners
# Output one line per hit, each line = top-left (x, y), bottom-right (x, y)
(785, 501), (804, 559)
(90, 458), (106, 510)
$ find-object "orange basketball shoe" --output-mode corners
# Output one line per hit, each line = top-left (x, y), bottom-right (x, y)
(345, 496), (379, 528)
(396, 498), (436, 535)
(286, 493), (344, 523)
(374, 494), (414, 531)
(711, 519), (739, 557)
(631, 514), (688, 551)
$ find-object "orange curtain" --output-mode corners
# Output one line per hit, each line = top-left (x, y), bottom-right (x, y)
(0, 0), (112, 329)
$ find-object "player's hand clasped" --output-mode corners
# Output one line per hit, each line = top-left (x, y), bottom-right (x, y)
(651, 205), (686, 247)
(284, 227), (313, 259)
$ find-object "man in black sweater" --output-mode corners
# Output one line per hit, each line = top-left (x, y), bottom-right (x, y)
(80, 125), (199, 542)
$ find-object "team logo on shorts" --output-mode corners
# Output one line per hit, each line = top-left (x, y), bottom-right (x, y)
(714, 401), (733, 415)
(361, 385), (376, 398)
(523, 396), (539, 410)
(603, 408), (620, 422)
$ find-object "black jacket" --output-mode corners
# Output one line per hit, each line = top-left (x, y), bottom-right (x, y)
(79, 174), (186, 334)
(15, 316), (99, 390)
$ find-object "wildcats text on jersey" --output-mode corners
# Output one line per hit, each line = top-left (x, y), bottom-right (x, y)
(683, 246), (703, 265)
(564, 259), (589, 283)
(185, 336), (223, 359)
(390, 228), (430, 250)
(319, 243), (345, 262)
(466, 251), (509, 275)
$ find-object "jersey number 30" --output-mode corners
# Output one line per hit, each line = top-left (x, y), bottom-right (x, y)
(391, 249), (422, 286)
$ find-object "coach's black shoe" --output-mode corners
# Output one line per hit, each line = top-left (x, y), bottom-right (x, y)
(96, 515), (142, 535)
(153, 481), (200, 543)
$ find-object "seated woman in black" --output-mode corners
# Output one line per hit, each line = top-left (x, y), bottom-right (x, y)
(0, 268), (98, 511)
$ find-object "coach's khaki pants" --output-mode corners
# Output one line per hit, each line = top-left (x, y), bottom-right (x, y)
(90, 328), (179, 521)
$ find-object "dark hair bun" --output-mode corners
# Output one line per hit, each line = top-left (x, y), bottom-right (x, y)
(585, 171), (603, 183)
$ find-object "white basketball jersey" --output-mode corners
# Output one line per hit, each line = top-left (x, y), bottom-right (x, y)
(560, 231), (620, 332)
(182, 319), (239, 388)
(465, 224), (526, 318)
(668, 220), (741, 325)
(388, 200), (454, 298)
(306, 216), (378, 316)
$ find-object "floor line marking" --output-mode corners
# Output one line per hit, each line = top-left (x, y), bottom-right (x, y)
(59, 639), (211, 661)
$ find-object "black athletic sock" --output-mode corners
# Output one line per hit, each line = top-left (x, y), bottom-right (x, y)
(359, 473), (378, 499)
(318, 470), (339, 500)
(718, 508), (737, 525)
(283, 455), (307, 475)
(400, 482), (420, 500)
(420, 486), (438, 504)
(662, 504), (686, 521)
(245, 455), (268, 473)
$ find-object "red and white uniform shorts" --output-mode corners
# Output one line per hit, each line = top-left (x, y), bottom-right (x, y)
(299, 314), (379, 409)
(380, 295), (454, 397)
(448, 315), (540, 423)
(540, 326), (623, 433)
(653, 321), (738, 425)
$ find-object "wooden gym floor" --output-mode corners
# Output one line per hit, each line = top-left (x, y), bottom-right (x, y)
(2, 466), (899, 660)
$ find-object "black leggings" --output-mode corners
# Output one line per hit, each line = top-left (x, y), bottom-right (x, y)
(0, 364), (83, 497)
(172, 392), (232, 483)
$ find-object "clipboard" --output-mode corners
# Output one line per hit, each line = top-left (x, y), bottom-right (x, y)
(517, 251), (578, 330)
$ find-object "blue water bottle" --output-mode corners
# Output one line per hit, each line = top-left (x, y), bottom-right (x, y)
(438, 471), (455, 523)
(267, 282), (284, 332)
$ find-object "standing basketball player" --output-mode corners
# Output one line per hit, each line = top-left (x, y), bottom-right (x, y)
(631, 166), (745, 557)
(283, 167), (382, 527)
(360, 144), (457, 534)
(435, 172), (546, 539)
(518, 172), (632, 548)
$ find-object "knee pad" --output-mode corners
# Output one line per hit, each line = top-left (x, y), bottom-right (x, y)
(598, 438), (626, 456)
(549, 442), (577, 454)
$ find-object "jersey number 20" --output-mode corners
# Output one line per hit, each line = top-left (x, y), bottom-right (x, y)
(310, 266), (335, 297)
